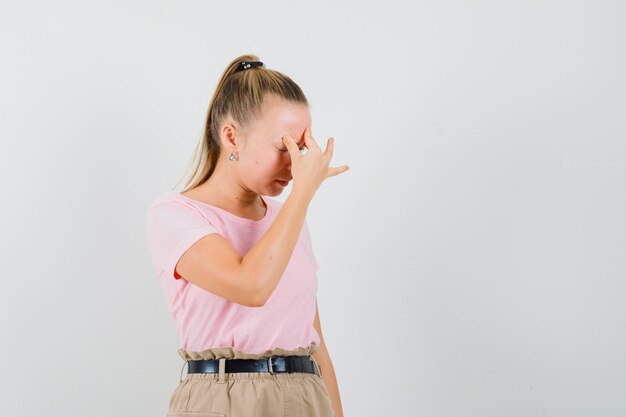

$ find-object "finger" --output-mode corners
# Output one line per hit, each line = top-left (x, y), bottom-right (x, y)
(303, 126), (320, 151)
(323, 137), (335, 159)
(282, 135), (301, 160)
(326, 164), (350, 178)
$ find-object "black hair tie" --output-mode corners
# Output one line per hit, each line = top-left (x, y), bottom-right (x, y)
(236, 60), (264, 72)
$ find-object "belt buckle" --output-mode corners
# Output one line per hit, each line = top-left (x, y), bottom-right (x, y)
(267, 357), (275, 374)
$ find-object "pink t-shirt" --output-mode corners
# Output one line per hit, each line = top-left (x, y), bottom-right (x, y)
(144, 191), (321, 353)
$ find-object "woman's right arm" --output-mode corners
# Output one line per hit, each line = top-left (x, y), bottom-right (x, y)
(240, 186), (313, 306)
(174, 127), (349, 307)
(174, 187), (312, 307)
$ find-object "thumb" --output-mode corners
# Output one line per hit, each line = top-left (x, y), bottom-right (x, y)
(282, 135), (300, 158)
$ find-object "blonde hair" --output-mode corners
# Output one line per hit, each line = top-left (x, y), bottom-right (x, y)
(174, 54), (309, 192)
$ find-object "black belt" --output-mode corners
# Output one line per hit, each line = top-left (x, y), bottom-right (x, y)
(187, 355), (320, 376)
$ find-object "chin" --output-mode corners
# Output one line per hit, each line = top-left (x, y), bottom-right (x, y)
(266, 188), (284, 197)
(266, 181), (288, 196)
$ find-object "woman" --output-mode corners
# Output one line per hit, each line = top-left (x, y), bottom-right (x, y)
(145, 54), (349, 417)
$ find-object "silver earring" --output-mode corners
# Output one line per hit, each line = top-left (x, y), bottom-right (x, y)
(229, 151), (237, 161)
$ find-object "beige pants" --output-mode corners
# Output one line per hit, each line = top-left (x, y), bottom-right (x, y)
(167, 344), (336, 417)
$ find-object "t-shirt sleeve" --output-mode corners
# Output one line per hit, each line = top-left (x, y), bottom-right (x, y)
(145, 200), (222, 280)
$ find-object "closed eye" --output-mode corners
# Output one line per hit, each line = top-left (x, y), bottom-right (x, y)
(278, 145), (306, 152)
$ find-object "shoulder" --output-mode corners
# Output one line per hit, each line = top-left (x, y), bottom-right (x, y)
(145, 191), (207, 223)
(147, 191), (182, 213)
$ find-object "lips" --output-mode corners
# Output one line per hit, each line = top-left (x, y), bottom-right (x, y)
(275, 179), (289, 186)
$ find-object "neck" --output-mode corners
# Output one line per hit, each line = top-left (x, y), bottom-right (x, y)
(196, 170), (263, 212)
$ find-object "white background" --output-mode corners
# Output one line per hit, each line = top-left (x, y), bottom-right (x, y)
(1, 1), (625, 416)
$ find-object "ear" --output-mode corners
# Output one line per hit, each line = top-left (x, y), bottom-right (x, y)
(220, 123), (238, 149)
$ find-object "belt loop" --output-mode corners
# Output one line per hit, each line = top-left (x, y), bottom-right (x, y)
(217, 358), (226, 384)
(180, 361), (188, 382)
(311, 358), (322, 377)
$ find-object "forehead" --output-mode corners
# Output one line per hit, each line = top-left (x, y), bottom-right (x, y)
(253, 97), (311, 141)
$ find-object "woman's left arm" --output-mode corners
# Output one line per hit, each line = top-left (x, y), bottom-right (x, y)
(312, 299), (345, 417)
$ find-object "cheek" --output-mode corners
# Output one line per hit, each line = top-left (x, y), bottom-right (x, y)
(265, 152), (286, 167)
(248, 156), (282, 177)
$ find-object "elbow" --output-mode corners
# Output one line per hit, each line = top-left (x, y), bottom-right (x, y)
(251, 291), (269, 308)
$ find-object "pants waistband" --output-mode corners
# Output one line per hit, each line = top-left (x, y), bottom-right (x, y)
(180, 355), (322, 383)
